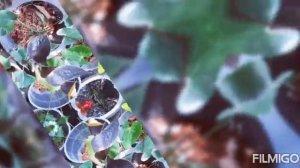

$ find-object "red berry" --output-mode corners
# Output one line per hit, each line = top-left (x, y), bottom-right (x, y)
(77, 100), (94, 115)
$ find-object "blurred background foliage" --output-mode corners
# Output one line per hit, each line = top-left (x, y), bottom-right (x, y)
(0, 72), (69, 167)
(0, 0), (300, 167)
(59, 0), (300, 167)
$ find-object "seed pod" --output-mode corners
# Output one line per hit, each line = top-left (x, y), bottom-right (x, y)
(27, 35), (51, 63)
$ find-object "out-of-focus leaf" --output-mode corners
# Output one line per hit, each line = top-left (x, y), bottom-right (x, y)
(217, 56), (292, 119)
(57, 27), (83, 40)
(0, 73), (69, 167)
(217, 57), (270, 104)
(0, 55), (10, 69)
(0, 10), (17, 35)
(122, 83), (148, 115)
(139, 32), (183, 82)
(10, 47), (26, 63)
(118, 0), (300, 115)
(115, 58), (152, 92)
(98, 55), (132, 78)
(13, 71), (35, 89)
(234, 0), (280, 23)
(241, 28), (300, 56)
(117, 2), (152, 28)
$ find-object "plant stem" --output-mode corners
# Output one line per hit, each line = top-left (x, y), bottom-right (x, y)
(34, 64), (42, 83)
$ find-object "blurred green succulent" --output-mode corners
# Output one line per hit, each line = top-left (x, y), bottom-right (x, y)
(116, 0), (299, 117)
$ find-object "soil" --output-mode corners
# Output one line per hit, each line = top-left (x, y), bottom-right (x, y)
(10, 1), (64, 47)
(75, 79), (119, 117)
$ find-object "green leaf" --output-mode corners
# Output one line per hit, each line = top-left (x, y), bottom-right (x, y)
(44, 113), (56, 121)
(57, 27), (83, 40)
(47, 57), (64, 67)
(46, 125), (55, 132)
(141, 136), (155, 162)
(53, 137), (64, 146)
(118, 0), (300, 115)
(217, 56), (292, 119)
(108, 143), (121, 159)
(234, 0), (280, 23)
(37, 113), (46, 122)
(139, 32), (183, 82)
(57, 116), (68, 125)
(98, 63), (105, 74)
(0, 55), (10, 69)
(0, 10), (17, 35)
(118, 2), (152, 28)
(121, 103), (132, 112)
(13, 71), (35, 89)
(55, 127), (65, 138)
(217, 57), (270, 104)
(241, 28), (300, 56)
(135, 136), (156, 161)
(121, 120), (143, 149)
(122, 83), (148, 115)
(98, 55), (132, 78)
(62, 45), (92, 64)
(79, 161), (93, 168)
(10, 47), (27, 63)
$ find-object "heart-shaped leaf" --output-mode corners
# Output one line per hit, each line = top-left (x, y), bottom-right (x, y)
(121, 120), (143, 149)
(57, 27), (83, 40)
(62, 45), (92, 64)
